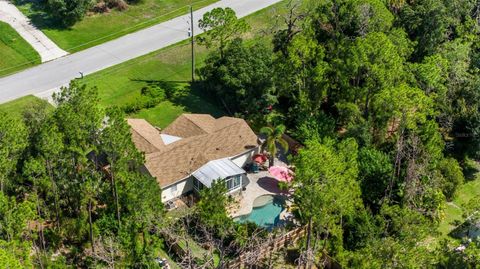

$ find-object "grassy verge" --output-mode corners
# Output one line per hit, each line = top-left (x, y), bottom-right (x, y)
(438, 170), (480, 237)
(81, 0), (290, 127)
(15, 0), (218, 52)
(1, 0), (290, 125)
(0, 95), (50, 118)
(0, 22), (41, 77)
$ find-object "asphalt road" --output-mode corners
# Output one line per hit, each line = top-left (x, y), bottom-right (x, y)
(0, 0), (282, 103)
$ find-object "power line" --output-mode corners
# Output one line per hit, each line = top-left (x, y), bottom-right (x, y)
(0, 0), (213, 75)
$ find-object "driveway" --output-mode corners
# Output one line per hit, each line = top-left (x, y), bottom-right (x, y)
(0, 0), (67, 62)
(0, 0), (283, 104)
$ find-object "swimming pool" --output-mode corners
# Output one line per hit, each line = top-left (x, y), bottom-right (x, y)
(235, 195), (285, 228)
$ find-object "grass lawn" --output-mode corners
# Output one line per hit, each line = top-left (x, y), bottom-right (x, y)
(0, 95), (50, 118)
(81, 0), (290, 127)
(438, 175), (480, 237)
(177, 237), (220, 266)
(15, 0), (218, 52)
(79, 39), (224, 128)
(0, 21), (41, 77)
(155, 242), (181, 269)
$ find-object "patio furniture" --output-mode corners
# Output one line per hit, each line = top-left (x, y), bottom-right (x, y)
(252, 162), (260, 173)
(268, 166), (294, 182)
(252, 153), (268, 164)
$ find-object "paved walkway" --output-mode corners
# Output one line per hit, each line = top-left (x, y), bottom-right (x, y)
(231, 159), (290, 218)
(0, 0), (282, 103)
(0, 0), (67, 62)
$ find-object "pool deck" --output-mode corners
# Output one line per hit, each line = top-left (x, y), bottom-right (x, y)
(230, 158), (290, 218)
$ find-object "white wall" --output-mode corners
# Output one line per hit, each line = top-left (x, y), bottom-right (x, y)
(231, 147), (259, 168)
(161, 177), (193, 202)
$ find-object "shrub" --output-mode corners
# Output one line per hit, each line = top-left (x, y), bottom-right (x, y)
(141, 85), (166, 99)
(122, 85), (166, 114)
(106, 0), (128, 11)
(92, 1), (110, 13)
(46, 0), (92, 27)
(164, 85), (189, 100)
(439, 158), (464, 201)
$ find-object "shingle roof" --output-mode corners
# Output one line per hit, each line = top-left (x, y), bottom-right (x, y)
(127, 119), (164, 154)
(161, 114), (214, 138)
(129, 114), (260, 188)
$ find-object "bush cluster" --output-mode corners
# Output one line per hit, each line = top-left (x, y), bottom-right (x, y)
(121, 85), (166, 114)
(46, 0), (92, 27)
(44, 0), (143, 27)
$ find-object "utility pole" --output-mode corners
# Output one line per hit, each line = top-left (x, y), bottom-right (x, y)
(190, 6), (195, 82)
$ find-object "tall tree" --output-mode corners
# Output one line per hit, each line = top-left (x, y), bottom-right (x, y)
(0, 112), (28, 193)
(99, 107), (143, 228)
(199, 39), (275, 115)
(293, 138), (362, 266)
(52, 81), (103, 218)
(196, 180), (234, 267)
(198, 7), (250, 59)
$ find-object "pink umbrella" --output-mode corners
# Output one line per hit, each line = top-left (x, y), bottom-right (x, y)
(268, 166), (294, 182)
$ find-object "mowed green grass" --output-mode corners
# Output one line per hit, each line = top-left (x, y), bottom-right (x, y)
(81, 0), (290, 127)
(80, 40), (223, 128)
(0, 95), (51, 118)
(438, 168), (480, 237)
(0, 22), (40, 77)
(15, 0), (217, 52)
(0, 0), (290, 127)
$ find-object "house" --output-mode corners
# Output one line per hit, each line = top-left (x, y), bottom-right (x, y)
(127, 114), (262, 202)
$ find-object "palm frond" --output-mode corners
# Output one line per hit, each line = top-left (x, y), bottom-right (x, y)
(260, 126), (274, 136)
(274, 124), (286, 137)
(278, 138), (289, 154)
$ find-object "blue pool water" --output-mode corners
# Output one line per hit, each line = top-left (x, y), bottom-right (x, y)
(235, 195), (285, 228)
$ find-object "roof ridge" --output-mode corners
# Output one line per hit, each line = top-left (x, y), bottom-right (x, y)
(214, 119), (245, 132)
(148, 132), (210, 157)
(182, 114), (211, 133)
(128, 119), (163, 151)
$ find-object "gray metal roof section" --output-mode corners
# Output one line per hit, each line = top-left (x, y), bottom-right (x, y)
(192, 158), (246, 188)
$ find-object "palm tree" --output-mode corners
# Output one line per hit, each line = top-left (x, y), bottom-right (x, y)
(260, 125), (289, 167)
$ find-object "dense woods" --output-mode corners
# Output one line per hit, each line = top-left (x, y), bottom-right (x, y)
(0, 83), (164, 267)
(198, 0), (480, 267)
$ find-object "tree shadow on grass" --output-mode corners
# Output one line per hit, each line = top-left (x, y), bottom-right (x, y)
(12, 0), (66, 30)
(463, 161), (480, 182)
(130, 79), (225, 117)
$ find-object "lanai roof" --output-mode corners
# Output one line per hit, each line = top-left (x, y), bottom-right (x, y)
(192, 158), (245, 188)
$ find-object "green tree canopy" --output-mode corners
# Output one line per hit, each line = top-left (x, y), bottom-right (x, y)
(198, 7), (250, 58)
(0, 112), (27, 193)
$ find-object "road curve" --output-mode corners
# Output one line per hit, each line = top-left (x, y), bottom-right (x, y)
(0, 0), (282, 104)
